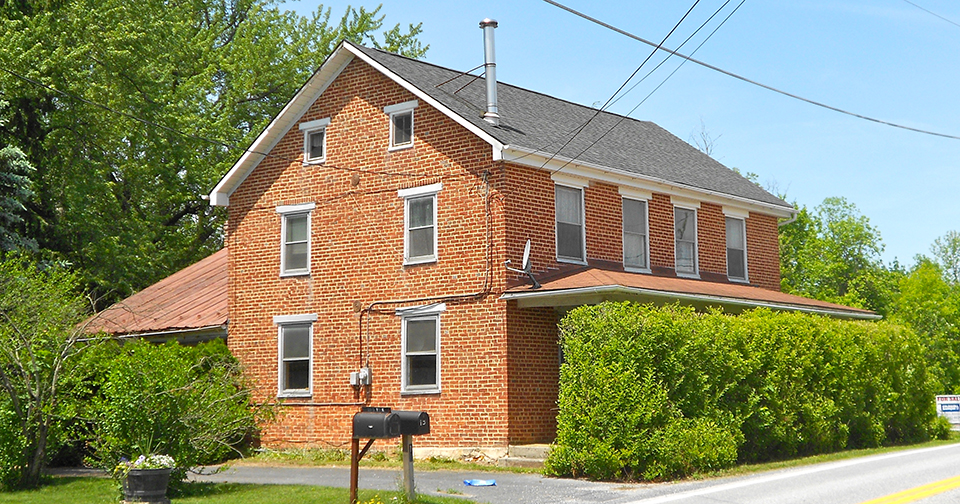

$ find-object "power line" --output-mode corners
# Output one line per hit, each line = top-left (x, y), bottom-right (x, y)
(0, 66), (427, 179)
(536, 0), (704, 172)
(553, 0), (745, 173)
(902, 0), (960, 30)
(544, 0), (960, 141)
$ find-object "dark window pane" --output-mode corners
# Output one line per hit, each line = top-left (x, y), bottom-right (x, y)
(393, 112), (412, 145)
(676, 241), (696, 274)
(286, 214), (308, 242)
(408, 196), (433, 228)
(308, 130), (324, 159)
(284, 360), (309, 390)
(555, 186), (581, 224)
(557, 222), (583, 260)
(409, 227), (433, 259)
(623, 199), (647, 233)
(282, 325), (310, 359)
(407, 355), (437, 386)
(406, 319), (437, 352)
(285, 242), (308, 271)
(728, 248), (746, 279)
(624, 233), (646, 268)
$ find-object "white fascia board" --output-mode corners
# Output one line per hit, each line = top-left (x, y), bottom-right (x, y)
(343, 43), (505, 154)
(501, 145), (796, 220)
(208, 46), (355, 207)
(499, 286), (881, 320)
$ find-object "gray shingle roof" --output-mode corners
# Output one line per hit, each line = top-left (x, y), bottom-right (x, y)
(350, 42), (791, 210)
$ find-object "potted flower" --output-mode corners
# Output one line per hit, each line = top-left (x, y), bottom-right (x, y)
(114, 454), (176, 504)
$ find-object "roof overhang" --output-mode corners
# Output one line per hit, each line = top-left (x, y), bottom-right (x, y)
(81, 324), (228, 344)
(208, 41), (505, 207)
(499, 145), (796, 219)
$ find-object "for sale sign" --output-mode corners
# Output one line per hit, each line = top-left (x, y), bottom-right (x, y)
(935, 395), (960, 428)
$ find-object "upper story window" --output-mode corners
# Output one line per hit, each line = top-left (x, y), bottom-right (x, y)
(674, 206), (698, 277)
(384, 100), (418, 151)
(397, 303), (444, 394)
(277, 202), (315, 276)
(556, 184), (585, 263)
(274, 313), (317, 398)
(299, 118), (330, 164)
(398, 182), (441, 265)
(726, 216), (748, 281)
(622, 198), (649, 271)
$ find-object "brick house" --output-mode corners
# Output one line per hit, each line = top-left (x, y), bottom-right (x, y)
(206, 30), (876, 456)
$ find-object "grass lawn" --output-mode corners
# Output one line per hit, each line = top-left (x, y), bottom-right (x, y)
(0, 478), (470, 504)
(240, 447), (539, 474)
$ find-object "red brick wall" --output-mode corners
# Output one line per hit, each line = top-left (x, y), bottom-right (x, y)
(506, 303), (560, 444)
(648, 193), (675, 270)
(583, 182), (622, 263)
(747, 212), (781, 291)
(698, 202), (726, 276)
(227, 57), (512, 448)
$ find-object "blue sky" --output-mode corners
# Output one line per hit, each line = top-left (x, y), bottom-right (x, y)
(288, 0), (960, 266)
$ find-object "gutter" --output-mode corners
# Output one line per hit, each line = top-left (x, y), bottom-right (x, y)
(500, 285), (881, 320)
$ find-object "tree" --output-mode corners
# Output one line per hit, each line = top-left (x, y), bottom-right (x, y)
(779, 197), (901, 315)
(0, 1), (426, 307)
(931, 230), (960, 284)
(0, 259), (89, 489)
(0, 144), (37, 253)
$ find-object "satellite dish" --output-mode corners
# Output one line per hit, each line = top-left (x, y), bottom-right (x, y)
(506, 239), (541, 289)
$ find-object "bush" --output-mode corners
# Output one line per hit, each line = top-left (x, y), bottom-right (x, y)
(86, 339), (262, 488)
(545, 303), (937, 480)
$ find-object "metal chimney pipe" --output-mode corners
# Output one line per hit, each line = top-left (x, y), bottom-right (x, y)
(480, 18), (500, 126)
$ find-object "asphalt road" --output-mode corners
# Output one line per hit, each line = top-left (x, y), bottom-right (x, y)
(189, 443), (960, 504)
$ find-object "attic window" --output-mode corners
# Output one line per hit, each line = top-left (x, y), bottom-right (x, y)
(299, 118), (330, 164)
(385, 100), (418, 151)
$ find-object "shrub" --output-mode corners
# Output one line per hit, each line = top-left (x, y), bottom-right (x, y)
(546, 302), (937, 480)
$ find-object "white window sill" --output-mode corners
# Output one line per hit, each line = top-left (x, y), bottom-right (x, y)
(388, 143), (413, 152)
(404, 257), (436, 266)
(728, 277), (750, 284)
(280, 270), (311, 278)
(401, 388), (440, 396)
(624, 266), (652, 274)
(278, 391), (312, 398)
(302, 159), (325, 166)
(676, 272), (701, 280)
(557, 257), (587, 265)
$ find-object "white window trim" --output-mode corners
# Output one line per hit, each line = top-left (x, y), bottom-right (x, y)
(399, 183), (441, 266)
(273, 313), (317, 398)
(674, 206), (700, 279)
(385, 100), (418, 152)
(622, 196), (651, 274)
(555, 183), (587, 265)
(726, 216), (749, 283)
(399, 303), (443, 395)
(277, 202), (315, 277)
(299, 117), (330, 164)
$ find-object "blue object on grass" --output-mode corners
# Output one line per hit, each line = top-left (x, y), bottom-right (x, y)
(464, 479), (497, 486)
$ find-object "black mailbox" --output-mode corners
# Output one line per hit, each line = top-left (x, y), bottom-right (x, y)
(353, 410), (401, 439)
(396, 410), (430, 436)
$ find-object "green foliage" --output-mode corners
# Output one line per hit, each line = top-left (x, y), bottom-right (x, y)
(0, 259), (88, 489)
(779, 197), (902, 316)
(0, 1), (426, 308)
(86, 340), (261, 489)
(931, 230), (960, 285)
(0, 144), (36, 252)
(546, 302), (937, 481)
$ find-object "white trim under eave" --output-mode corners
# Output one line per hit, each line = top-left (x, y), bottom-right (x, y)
(499, 285), (881, 320)
(500, 145), (796, 220)
(208, 47), (355, 207)
(343, 42), (505, 154)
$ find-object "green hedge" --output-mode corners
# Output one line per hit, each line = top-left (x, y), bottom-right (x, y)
(545, 303), (940, 481)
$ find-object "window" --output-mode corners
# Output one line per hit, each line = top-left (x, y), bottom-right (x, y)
(623, 198), (649, 270)
(384, 100), (418, 151)
(726, 217), (747, 281)
(397, 303), (444, 394)
(674, 207), (698, 276)
(299, 118), (330, 163)
(398, 183), (441, 265)
(556, 185), (585, 263)
(274, 314), (317, 397)
(277, 202), (315, 276)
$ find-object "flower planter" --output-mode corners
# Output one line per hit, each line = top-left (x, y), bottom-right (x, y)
(122, 467), (172, 504)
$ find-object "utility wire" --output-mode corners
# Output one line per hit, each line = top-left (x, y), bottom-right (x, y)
(0, 66), (426, 178)
(544, 0), (960, 141)
(551, 0), (745, 174)
(902, 0), (960, 30)
(536, 0), (704, 172)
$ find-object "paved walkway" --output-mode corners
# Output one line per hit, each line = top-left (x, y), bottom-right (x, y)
(186, 464), (719, 504)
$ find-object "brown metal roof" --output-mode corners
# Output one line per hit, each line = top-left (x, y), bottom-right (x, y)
(501, 267), (879, 320)
(86, 249), (228, 336)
